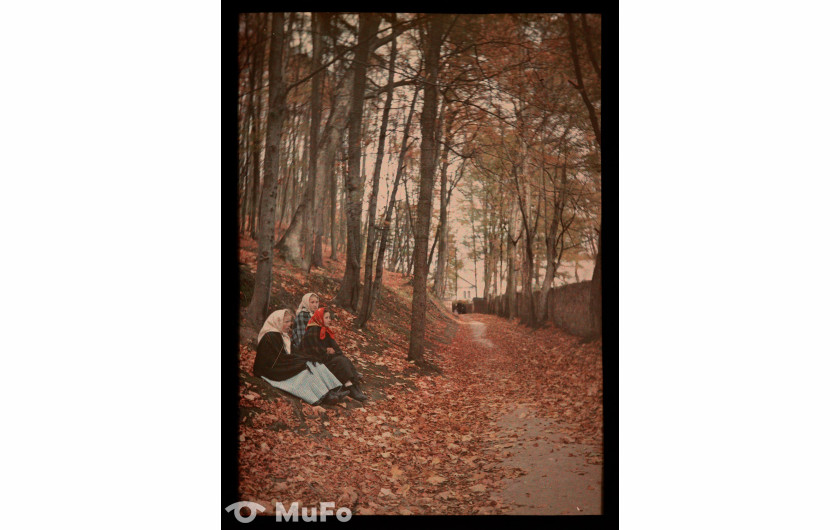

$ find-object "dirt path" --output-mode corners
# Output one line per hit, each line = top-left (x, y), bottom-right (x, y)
(460, 315), (603, 515)
(466, 319), (496, 349)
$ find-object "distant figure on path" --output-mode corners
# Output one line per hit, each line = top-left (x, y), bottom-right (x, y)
(252, 309), (348, 406)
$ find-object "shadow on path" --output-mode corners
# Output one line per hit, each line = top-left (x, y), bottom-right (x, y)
(495, 404), (602, 514)
(460, 315), (602, 514)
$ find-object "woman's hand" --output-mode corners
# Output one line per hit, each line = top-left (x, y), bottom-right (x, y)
(326, 347), (336, 355)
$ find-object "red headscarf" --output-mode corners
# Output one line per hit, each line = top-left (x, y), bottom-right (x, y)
(306, 307), (336, 341)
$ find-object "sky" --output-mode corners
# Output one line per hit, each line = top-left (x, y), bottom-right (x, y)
(356, 134), (595, 301)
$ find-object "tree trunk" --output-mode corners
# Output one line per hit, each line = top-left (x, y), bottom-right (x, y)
(590, 233), (602, 337)
(247, 23), (266, 241)
(432, 116), (454, 298)
(484, 237), (494, 300)
(356, 34), (398, 327)
(245, 12), (289, 325)
(356, 83), (418, 330)
(306, 13), (329, 270)
(334, 13), (380, 312)
(327, 83), (352, 261)
(338, 152), (347, 254)
(274, 14), (325, 269)
(329, 164), (338, 259)
(505, 208), (521, 321)
(565, 13), (601, 148)
(408, 15), (445, 362)
(537, 244), (559, 325)
(388, 206), (401, 272)
(566, 13), (601, 337)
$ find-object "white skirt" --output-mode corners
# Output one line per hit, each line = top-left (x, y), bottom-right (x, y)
(261, 362), (342, 404)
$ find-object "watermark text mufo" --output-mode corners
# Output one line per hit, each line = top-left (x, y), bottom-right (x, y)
(225, 501), (352, 523)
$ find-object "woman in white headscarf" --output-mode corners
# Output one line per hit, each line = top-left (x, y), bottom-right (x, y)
(291, 292), (319, 349)
(252, 309), (347, 406)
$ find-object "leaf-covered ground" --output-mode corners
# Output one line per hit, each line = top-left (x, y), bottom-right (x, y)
(237, 237), (603, 515)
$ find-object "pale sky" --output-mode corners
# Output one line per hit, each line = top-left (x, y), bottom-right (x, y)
(356, 135), (595, 301)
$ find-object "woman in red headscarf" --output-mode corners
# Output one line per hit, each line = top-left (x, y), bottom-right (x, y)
(298, 307), (368, 402)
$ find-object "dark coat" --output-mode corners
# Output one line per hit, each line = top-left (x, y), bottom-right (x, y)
(298, 326), (344, 362)
(253, 332), (311, 382)
(298, 326), (359, 383)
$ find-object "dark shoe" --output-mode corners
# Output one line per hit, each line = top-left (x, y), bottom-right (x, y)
(317, 390), (339, 406)
(332, 387), (350, 399)
(348, 384), (368, 402)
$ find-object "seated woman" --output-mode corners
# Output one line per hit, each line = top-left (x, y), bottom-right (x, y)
(291, 292), (319, 350)
(252, 309), (348, 406)
(299, 307), (368, 402)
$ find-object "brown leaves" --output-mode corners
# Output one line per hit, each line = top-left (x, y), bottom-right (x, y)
(238, 244), (601, 515)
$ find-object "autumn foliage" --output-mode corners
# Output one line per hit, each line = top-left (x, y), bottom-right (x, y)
(237, 236), (602, 515)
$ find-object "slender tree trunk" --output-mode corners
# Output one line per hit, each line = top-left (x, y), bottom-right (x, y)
(400, 173), (415, 279)
(538, 242), (559, 325)
(304, 12), (328, 270)
(590, 233), (602, 337)
(565, 13), (601, 148)
(433, 119), (453, 298)
(246, 13), (289, 325)
(566, 13), (602, 337)
(248, 26), (266, 241)
(326, 85), (352, 261)
(274, 14), (325, 269)
(360, 84), (418, 325)
(239, 22), (257, 237)
(339, 151), (347, 253)
(240, 141), (251, 234)
(356, 35), (398, 327)
(388, 206), (401, 272)
(484, 238), (493, 300)
(538, 159), (573, 325)
(329, 164), (338, 258)
(505, 210), (521, 321)
(408, 15), (445, 362)
(278, 110), (298, 228)
(357, 94), (418, 331)
(580, 14), (601, 82)
(512, 171), (536, 326)
(334, 13), (380, 311)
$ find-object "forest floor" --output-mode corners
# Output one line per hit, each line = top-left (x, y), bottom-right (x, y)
(237, 237), (603, 515)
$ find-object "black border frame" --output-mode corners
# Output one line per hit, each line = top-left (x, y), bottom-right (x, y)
(223, 6), (617, 527)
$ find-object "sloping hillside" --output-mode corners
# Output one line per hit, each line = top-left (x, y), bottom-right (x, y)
(238, 236), (457, 427)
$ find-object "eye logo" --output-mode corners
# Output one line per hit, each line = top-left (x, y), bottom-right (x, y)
(225, 501), (266, 523)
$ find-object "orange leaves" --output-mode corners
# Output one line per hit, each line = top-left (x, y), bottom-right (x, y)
(238, 234), (601, 515)
(390, 465), (405, 479)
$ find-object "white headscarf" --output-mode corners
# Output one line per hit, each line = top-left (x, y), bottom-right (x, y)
(257, 309), (293, 354)
(296, 292), (319, 316)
